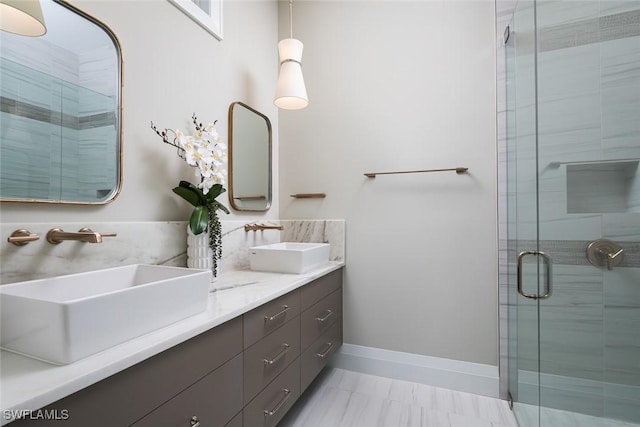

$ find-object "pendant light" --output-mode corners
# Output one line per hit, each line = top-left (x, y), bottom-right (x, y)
(274, 0), (308, 110)
(0, 0), (46, 37)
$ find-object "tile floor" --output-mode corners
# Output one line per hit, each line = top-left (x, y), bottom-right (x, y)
(279, 368), (518, 427)
(514, 403), (640, 427)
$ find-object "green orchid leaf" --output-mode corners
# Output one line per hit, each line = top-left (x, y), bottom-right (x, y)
(178, 180), (199, 192)
(180, 181), (206, 205)
(207, 200), (230, 215)
(204, 184), (224, 202)
(175, 181), (206, 205)
(172, 186), (204, 207)
(215, 201), (230, 215)
(189, 206), (209, 234)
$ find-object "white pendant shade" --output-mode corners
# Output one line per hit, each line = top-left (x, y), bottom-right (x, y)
(274, 38), (308, 110)
(0, 0), (46, 37)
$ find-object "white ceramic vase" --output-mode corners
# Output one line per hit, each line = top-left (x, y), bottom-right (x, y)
(186, 226), (219, 279)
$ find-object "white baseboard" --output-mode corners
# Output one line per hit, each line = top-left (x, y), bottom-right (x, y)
(329, 343), (500, 398)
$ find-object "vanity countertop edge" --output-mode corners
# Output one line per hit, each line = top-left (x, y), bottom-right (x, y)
(0, 262), (345, 420)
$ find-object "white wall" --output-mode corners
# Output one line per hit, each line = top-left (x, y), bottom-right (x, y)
(0, 0), (280, 223)
(279, 1), (498, 365)
(1, 0), (499, 367)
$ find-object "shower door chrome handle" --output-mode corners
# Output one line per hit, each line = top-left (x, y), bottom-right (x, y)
(517, 250), (553, 300)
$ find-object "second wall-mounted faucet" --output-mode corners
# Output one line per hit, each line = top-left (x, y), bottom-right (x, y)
(46, 228), (117, 244)
(244, 223), (284, 232)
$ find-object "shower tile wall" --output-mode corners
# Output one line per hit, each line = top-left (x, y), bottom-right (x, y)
(535, 5), (640, 420)
(79, 47), (118, 97)
(0, 33), (79, 84)
(497, 0), (640, 423)
(0, 36), (116, 201)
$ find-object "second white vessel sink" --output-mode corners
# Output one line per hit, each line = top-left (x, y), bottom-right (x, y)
(0, 264), (211, 365)
(249, 242), (330, 274)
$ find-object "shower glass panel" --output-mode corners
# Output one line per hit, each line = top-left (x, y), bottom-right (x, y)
(506, 1), (640, 426)
(506, 1), (542, 425)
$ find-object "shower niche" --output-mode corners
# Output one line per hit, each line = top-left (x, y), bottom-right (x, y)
(566, 160), (640, 214)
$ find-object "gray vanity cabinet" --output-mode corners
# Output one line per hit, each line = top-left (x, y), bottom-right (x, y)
(240, 268), (344, 424)
(243, 314), (301, 403)
(10, 316), (244, 427)
(241, 289), (302, 427)
(243, 287), (300, 348)
(9, 269), (343, 427)
(243, 358), (301, 427)
(301, 320), (343, 392)
(300, 269), (342, 311)
(301, 288), (343, 350)
(299, 269), (344, 393)
(131, 354), (243, 427)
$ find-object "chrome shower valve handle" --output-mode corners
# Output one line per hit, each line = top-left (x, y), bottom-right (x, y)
(606, 248), (624, 270)
(586, 239), (624, 271)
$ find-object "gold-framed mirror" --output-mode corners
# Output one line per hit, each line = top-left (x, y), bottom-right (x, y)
(228, 102), (272, 212)
(0, 0), (122, 204)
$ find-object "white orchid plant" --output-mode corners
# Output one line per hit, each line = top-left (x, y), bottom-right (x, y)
(151, 114), (230, 273)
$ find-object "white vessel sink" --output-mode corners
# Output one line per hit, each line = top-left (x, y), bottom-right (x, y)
(249, 242), (330, 274)
(0, 264), (211, 365)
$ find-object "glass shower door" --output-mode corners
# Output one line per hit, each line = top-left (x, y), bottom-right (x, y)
(506, 1), (543, 424)
(507, 1), (640, 425)
(535, 1), (640, 425)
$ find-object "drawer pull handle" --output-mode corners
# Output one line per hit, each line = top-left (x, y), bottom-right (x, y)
(264, 388), (291, 417)
(264, 305), (289, 322)
(190, 416), (200, 427)
(263, 343), (290, 365)
(316, 342), (334, 359)
(316, 309), (334, 323)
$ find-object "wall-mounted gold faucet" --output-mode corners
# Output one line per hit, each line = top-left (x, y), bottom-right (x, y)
(46, 228), (117, 244)
(244, 223), (284, 232)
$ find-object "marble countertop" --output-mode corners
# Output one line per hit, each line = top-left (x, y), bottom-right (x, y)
(0, 262), (344, 425)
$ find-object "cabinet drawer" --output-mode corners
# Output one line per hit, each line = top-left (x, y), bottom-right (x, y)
(244, 316), (300, 404)
(225, 412), (242, 427)
(301, 319), (342, 393)
(243, 358), (300, 427)
(12, 317), (243, 427)
(132, 353), (243, 427)
(300, 268), (342, 311)
(301, 288), (342, 350)
(243, 290), (300, 349)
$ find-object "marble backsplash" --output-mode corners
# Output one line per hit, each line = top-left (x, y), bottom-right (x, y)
(0, 219), (345, 285)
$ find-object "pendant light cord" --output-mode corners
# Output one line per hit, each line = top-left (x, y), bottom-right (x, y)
(289, 0), (293, 38)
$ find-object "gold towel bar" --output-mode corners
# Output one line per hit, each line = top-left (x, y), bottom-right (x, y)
(233, 195), (267, 201)
(364, 167), (468, 178)
(290, 193), (326, 198)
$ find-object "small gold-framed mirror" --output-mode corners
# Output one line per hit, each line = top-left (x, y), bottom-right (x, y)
(228, 102), (272, 212)
(0, 0), (122, 204)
